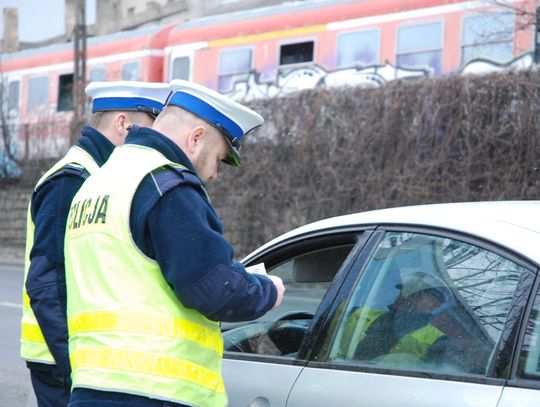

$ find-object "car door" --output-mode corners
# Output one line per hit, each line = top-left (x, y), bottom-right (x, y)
(222, 228), (372, 407)
(286, 228), (536, 407)
(497, 276), (540, 406)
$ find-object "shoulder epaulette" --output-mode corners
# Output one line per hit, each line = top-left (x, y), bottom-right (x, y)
(34, 164), (91, 193)
(150, 166), (203, 197)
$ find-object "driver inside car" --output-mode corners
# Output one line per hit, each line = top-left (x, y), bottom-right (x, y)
(342, 271), (455, 368)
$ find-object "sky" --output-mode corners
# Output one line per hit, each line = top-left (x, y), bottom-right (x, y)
(0, 0), (96, 42)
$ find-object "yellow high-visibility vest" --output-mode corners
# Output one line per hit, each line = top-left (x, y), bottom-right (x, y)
(65, 144), (226, 407)
(21, 146), (99, 364)
(338, 307), (444, 364)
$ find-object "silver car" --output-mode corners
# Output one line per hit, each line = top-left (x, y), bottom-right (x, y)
(222, 201), (540, 407)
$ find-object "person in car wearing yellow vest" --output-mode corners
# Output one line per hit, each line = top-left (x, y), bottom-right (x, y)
(21, 81), (170, 407)
(64, 79), (285, 407)
(341, 272), (453, 367)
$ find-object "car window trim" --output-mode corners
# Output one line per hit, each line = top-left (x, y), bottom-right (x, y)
(242, 225), (377, 266)
(305, 230), (386, 361)
(304, 360), (507, 387)
(298, 230), (377, 361)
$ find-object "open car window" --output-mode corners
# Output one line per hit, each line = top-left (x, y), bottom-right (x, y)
(223, 232), (362, 358)
(323, 231), (529, 376)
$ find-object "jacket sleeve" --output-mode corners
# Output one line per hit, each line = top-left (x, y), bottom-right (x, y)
(145, 183), (277, 323)
(25, 169), (86, 375)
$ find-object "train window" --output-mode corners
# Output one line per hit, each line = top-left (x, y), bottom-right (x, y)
(122, 61), (141, 81)
(337, 29), (380, 68)
(7, 80), (20, 115)
(396, 22), (442, 75)
(27, 76), (49, 114)
(218, 48), (252, 92)
(172, 56), (190, 81)
(57, 74), (74, 112)
(461, 12), (515, 66)
(90, 67), (107, 82)
(280, 41), (314, 66)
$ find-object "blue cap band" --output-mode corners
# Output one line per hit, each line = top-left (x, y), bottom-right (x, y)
(92, 97), (164, 113)
(167, 92), (244, 139)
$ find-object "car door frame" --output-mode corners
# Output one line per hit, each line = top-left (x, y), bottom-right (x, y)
(301, 224), (537, 389)
(221, 225), (377, 406)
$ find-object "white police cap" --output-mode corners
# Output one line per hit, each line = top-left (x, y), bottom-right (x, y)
(86, 81), (171, 119)
(167, 79), (264, 167)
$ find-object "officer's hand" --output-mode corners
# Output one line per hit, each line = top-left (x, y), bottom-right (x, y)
(267, 275), (285, 309)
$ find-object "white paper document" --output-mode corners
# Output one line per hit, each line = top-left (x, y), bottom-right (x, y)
(245, 263), (267, 275)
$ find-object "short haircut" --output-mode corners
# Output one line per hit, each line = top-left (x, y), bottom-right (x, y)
(89, 110), (153, 130)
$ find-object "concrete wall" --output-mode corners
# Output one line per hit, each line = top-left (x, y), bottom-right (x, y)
(0, 186), (30, 247)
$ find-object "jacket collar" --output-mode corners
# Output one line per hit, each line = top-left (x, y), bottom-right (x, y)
(124, 125), (196, 173)
(77, 125), (115, 167)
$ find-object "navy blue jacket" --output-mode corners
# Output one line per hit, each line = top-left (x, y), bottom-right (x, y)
(128, 126), (277, 322)
(25, 126), (115, 375)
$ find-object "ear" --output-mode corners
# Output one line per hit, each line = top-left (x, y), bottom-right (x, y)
(185, 125), (206, 154)
(114, 112), (128, 134)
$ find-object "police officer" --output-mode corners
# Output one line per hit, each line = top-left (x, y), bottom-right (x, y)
(341, 272), (452, 365)
(21, 81), (171, 407)
(64, 79), (285, 407)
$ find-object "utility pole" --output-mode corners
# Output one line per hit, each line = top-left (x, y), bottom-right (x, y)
(535, 6), (540, 63)
(72, 0), (87, 144)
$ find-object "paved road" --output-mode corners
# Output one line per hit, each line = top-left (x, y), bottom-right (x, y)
(0, 262), (33, 407)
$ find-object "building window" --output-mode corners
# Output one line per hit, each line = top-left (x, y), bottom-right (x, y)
(218, 48), (252, 92)
(90, 67), (107, 82)
(171, 56), (190, 81)
(57, 73), (74, 112)
(280, 41), (314, 66)
(7, 80), (20, 115)
(27, 76), (49, 114)
(122, 61), (140, 81)
(337, 29), (380, 68)
(461, 12), (515, 66)
(127, 7), (135, 17)
(397, 22), (443, 75)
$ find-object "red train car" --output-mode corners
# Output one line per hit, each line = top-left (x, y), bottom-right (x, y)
(164, 0), (536, 100)
(0, 24), (173, 167)
(0, 0), (536, 173)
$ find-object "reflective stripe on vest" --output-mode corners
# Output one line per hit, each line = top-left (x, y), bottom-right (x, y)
(20, 146), (99, 364)
(65, 144), (226, 407)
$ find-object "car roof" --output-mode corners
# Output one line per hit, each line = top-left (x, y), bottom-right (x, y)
(243, 201), (540, 265)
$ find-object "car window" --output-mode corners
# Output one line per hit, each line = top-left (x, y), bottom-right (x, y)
(517, 286), (540, 380)
(223, 236), (359, 358)
(323, 231), (528, 376)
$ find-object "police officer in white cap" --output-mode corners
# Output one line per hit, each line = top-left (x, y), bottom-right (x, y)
(21, 81), (170, 407)
(64, 79), (285, 407)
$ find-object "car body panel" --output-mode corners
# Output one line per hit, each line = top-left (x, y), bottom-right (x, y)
(222, 358), (303, 407)
(496, 387), (540, 407)
(287, 367), (504, 407)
